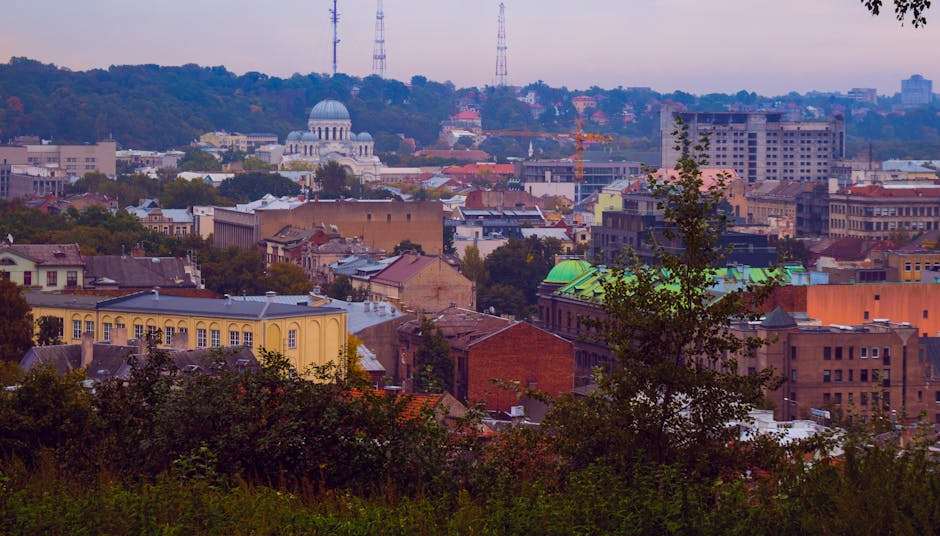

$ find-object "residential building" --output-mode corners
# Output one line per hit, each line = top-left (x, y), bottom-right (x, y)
(0, 243), (84, 290)
(848, 88), (878, 104)
(358, 253), (474, 313)
(828, 183), (940, 239)
(517, 159), (644, 203)
(24, 290), (347, 378)
(883, 251), (940, 282)
(125, 199), (194, 236)
(660, 105), (845, 183)
(199, 132), (278, 153)
(397, 307), (574, 412)
(116, 150), (184, 170)
(83, 255), (201, 289)
(901, 74), (933, 107)
(0, 140), (118, 177)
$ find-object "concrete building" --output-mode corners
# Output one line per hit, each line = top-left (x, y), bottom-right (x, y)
(517, 159), (644, 203)
(199, 132), (278, 153)
(8, 140), (117, 177)
(282, 100), (381, 181)
(828, 183), (940, 239)
(660, 105), (845, 183)
(24, 290), (347, 378)
(883, 251), (940, 282)
(901, 74), (933, 107)
(116, 150), (184, 170)
(0, 165), (69, 200)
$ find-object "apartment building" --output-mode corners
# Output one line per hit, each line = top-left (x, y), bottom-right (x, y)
(828, 183), (940, 239)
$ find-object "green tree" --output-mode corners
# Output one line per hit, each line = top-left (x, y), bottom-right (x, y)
(179, 148), (222, 172)
(218, 172), (300, 203)
(323, 275), (368, 302)
(262, 263), (312, 295)
(36, 315), (63, 346)
(0, 279), (33, 363)
(158, 177), (227, 209)
(545, 121), (780, 475)
(479, 236), (561, 317)
(393, 240), (424, 255)
(414, 318), (453, 394)
(460, 244), (487, 284)
(313, 161), (350, 199)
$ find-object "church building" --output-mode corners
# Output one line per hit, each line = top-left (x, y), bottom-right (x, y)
(283, 100), (382, 182)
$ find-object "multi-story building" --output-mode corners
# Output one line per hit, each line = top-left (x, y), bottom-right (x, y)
(126, 200), (193, 236)
(848, 88), (878, 104)
(358, 253), (475, 313)
(901, 74), (933, 107)
(517, 159), (644, 203)
(116, 150), (184, 170)
(660, 105), (845, 183)
(828, 183), (940, 239)
(199, 132), (279, 154)
(24, 290), (347, 378)
(0, 243), (85, 290)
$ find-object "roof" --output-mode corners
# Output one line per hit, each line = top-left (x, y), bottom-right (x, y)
(761, 306), (797, 329)
(24, 291), (105, 310)
(544, 259), (593, 284)
(372, 254), (438, 286)
(83, 256), (196, 289)
(452, 110), (481, 121)
(413, 149), (491, 162)
(0, 243), (84, 267)
(309, 99), (351, 121)
(838, 183), (940, 197)
(232, 294), (406, 334)
(398, 307), (511, 351)
(521, 228), (570, 242)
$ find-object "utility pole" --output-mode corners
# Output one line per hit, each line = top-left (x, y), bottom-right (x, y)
(330, 0), (341, 76)
(372, 0), (386, 77)
(495, 2), (508, 86)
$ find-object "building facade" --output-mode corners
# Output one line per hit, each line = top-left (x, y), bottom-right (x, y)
(661, 106), (845, 183)
(901, 74), (933, 107)
(282, 100), (381, 181)
(0, 243), (85, 290)
(828, 183), (940, 239)
(517, 160), (644, 203)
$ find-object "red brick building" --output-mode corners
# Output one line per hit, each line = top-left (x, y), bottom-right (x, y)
(398, 307), (574, 412)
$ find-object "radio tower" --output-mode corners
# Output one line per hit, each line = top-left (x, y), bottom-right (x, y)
(372, 0), (386, 77)
(495, 2), (508, 86)
(330, 0), (341, 76)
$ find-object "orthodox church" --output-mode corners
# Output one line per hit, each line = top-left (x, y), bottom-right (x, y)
(283, 100), (382, 181)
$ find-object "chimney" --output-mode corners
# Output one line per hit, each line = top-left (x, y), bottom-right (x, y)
(112, 326), (128, 346)
(224, 293), (232, 306)
(265, 291), (277, 302)
(171, 330), (189, 350)
(151, 287), (160, 301)
(80, 331), (94, 369)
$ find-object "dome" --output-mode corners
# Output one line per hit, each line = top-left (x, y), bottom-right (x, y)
(301, 132), (318, 141)
(357, 132), (373, 141)
(309, 99), (350, 121)
(286, 131), (302, 141)
(544, 259), (593, 284)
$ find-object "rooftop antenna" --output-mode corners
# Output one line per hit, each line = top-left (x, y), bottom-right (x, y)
(330, 0), (341, 76)
(495, 2), (508, 86)
(372, 0), (386, 78)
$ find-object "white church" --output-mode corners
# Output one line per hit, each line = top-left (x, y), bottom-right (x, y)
(282, 99), (382, 181)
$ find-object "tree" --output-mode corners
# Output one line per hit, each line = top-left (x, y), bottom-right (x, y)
(861, 0), (931, 27)
(158, 177), (227, 209)
(0, 279), (33, 363)
(36, 315), (63, 346)
(393, 240), (424, 255)
(262, 263), (313, 295)
(218, 172), (300, 203)
(544, 120), (780, 475)
(414, 318), (453, 394)
(460, 245), (487, 284)
(178, 148), (222, 172)
(313, 161), (350, 199)
(323, 275), (368, 302)
(479, 236), (561, 318)
(343, 334), (372, 388)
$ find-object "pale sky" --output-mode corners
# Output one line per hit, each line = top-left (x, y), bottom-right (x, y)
(1, 0), (937, 96)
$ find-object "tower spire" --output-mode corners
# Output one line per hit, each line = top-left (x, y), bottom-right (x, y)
(372, 0), (386, 77)
(330, 0), (341, 76)
(495, 2), (508, 86)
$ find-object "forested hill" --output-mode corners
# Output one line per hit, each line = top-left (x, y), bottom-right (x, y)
(4, 56), (940, 159)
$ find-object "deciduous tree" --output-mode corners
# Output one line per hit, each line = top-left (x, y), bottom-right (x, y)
(0, 279), (33, 363)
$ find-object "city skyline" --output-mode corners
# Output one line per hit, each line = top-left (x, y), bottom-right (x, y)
(2, 0), (939, 95)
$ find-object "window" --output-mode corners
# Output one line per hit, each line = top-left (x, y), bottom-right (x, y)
(883, 392), (890, 408)
(66, 271), (78, 288)
(197, 329), (207, 348)
(85, 321), (94, 336)
(936, 391), (940, 403)
(23, 271), (31, 286)
(861, 347), (868, 358)
(165, 326), (175, 346)
(103, 322), (112, 342)
(823, 393), (831, 403)
(864, 311), (869, 320)
(835, 347), (843, 360)
(72, 319), (82, 339)
(244, 331), (253, 347)
(288, 329), (297, 349)
(849, 369), (854, 382)
(835, 393), (842, 404)
(823, 370), (831, 383)
(861, 369), (869, 382)
(823, 346), (832, 360)
(210, 329), (220, 348)
(834, 370), (843, 382)
(883, 347), (890, 364)
(790, 369), (797, 382)
(925, 310), (930, 319)
(47, 271), (57, 286)
(134, 324), (144, 340)
(790, 347), (797, 360)
(872, 347), (879, 359)
(230, 331), (240, 346)
(874, 294), (880, 301)
(861, 392), (869, 406)
(849, 346), (854, 360)
(386, 214), (391, 223)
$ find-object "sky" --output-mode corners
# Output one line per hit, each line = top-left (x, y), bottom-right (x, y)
(2, 0), (938, 96)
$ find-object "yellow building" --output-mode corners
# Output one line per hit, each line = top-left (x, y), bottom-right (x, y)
(24, 290), (347, 377)
(1, 243), (85, 291)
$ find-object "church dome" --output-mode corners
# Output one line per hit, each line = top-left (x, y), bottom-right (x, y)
(286, 131), (302, 141)
(357, 132), (373, 141)
(301, 132), (318, 141)
(544, 259), (593, 284)
(309, 99), (350, 121)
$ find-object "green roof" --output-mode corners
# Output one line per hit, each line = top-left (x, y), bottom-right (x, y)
(544, 259), (593, 284)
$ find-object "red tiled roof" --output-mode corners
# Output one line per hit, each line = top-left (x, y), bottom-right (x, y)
(399, 306), (512, 350)
(839, 184), (940, 197)
(452, 110), (481, 121)
(442, 163), (515, 176)
(348, 389), (445, 421)
(414, 149), (491, 162)
(372, 254), (438, 286)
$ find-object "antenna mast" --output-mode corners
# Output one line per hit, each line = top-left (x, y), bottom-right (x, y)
(330, 0), (341, 76)
(372, 0), (386, 77)
(495, 2), (508, 86)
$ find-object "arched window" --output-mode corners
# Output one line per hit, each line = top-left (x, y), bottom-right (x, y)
(333, 127), (337, 140)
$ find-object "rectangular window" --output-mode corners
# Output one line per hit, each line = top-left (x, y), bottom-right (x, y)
(47, 271), (58, 286)
(823, 346), (832, 360)
(823, 393), (831, 403)
(834, 370), (843, 382)
(230, 331), (240, 346)
(210, 329), (220, 348)
(849, 346), (854, 360)
(883, 347), (890, 364)
(165, 326), (175, 346)
(197, 328), (207, 348)
(103, 322), (112, 342)
(288, 329), (297, 349)
(835, 347), (843, 360)
(790, 369), (797, 382)
(935, 391), (940, 403)
(823, 370), (831, 383)
(23, 271), (31, 286)
(66, 271), (78, 288)
(861, 369), (869, 382)
(179, 327), (188, 336)
(72, 319), (82, 339)
(134, 324), (144, 340)
(861, 392), (869, 406)
(835, 393), (842, 404)
(861, 347), (868, 358)
(871, 347), (879, 358)
(790, 346), (797, 360)
(85, 321), (94, 336)
(849, 369), (854, 382)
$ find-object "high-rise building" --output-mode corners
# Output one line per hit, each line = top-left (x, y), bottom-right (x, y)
(901, 74), (933, 107)
(660, 105), (845, 183)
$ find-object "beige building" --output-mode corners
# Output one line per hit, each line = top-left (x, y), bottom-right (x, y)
(357, 253), (474, 313)
(828, 183), (940, 239)
(0, 243), (85, 290)
(199, 132), (278, 153)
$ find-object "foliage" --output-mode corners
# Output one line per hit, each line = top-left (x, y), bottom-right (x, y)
(776, 236), (813, 266)
(200, 246), (267, 295)
(459, 245), (486, 284)
(313, 161), (351, 199)
(218, 172), (300, 203)
(393, 240), (424, 256)
(413, 318), (453, 394)
(0, 279), (33, 363)
(478, 236), (561, 318)
(158, 177), (229, 209)
(178, 148), (222, 172)
(343, 334), (372, 389)
(35, 315), (63, 346)
(862, 0), (932, 27)
(69, 171), (160, 208)
(323, 275), (369, 302)
(544, 121), (781, 475)
(263, 262), (313, 295)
